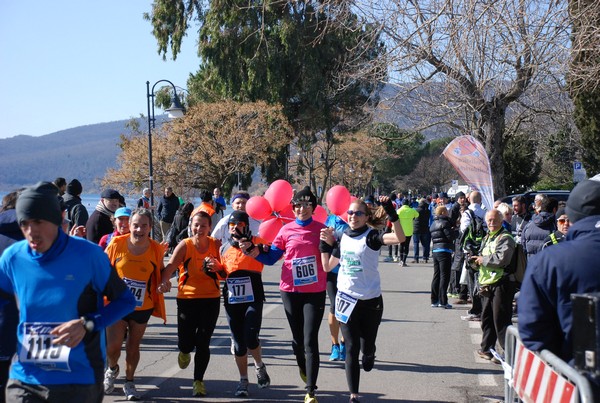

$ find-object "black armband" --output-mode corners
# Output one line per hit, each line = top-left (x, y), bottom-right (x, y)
(319, 240), (335, 254)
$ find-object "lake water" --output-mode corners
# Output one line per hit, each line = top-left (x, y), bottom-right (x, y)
(1, 192), (232, 218)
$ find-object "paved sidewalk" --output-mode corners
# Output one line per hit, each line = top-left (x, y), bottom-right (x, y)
(102, 257), (504, 402)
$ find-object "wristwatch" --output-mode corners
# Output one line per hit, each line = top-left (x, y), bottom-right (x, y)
(80, 316), (95, 333)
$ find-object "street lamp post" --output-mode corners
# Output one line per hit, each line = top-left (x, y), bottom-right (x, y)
(146, 80), (185, 237)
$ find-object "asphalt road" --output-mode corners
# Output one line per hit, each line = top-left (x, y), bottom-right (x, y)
(102, 257), (505, 402)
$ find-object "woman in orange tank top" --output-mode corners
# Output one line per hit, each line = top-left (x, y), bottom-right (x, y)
(104, 208), (166, 401)
(159, 211), (221, 397)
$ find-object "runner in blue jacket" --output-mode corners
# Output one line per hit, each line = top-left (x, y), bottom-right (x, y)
(0, 182), (136, 403)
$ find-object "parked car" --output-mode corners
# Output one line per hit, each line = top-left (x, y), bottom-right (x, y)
(501, 190), (571, 208)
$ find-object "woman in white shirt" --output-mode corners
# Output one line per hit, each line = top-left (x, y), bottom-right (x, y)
(320, 196), (404, 403)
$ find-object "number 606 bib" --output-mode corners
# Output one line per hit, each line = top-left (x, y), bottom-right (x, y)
(291, 256), (318, 286)
(335, 291), (358, 324)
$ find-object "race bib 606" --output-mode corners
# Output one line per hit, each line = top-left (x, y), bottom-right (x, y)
(291, 256), (318, 286)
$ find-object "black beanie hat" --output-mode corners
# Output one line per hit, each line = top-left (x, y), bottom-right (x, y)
(16, 182), (62, 226)
(291, 186), (317, 209)
(66, 179), (83, 196)
(229, 210), (249, 226)
(566, 179), (600, 223)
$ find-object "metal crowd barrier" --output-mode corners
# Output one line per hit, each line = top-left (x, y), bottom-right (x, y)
(503, 325), (595, 402)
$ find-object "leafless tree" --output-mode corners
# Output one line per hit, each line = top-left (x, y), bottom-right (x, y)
(569, 0), (600, 94)
(337, 0), (571, 196)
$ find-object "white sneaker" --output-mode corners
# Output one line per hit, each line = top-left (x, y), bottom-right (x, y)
(103, 365), (119, 394)
(123, 381), (140, 401)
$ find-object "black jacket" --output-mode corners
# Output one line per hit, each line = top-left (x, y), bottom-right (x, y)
(413, 201), (431, 234)
(157, 193), (180, 224)
(429, 215), (457, 251)
(86, 210), (113, 244)
(522, 212), (556, 257)
(63, 193), (89, 229)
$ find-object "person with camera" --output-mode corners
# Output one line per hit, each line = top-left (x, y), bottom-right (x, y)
(205, 211), (271, 398)
(469, 209), (516, 364)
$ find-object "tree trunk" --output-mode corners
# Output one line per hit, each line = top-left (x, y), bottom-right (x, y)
(480, 102), (507, 198)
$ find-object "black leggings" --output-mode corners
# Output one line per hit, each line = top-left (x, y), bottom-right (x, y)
(176, 298), (220, 381)
(225, 300), (263, 356)
(340, 295), (384, 395)
(280, 291), (326, 392)
(399, 237), (411, 264)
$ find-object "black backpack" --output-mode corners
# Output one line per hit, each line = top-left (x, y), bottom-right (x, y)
(461, 209), (487, 255)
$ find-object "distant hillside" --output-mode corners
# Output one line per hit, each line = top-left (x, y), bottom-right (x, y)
(0, 119), (139, 192)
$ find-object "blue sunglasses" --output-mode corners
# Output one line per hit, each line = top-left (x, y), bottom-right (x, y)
(346, 210), (366, 217)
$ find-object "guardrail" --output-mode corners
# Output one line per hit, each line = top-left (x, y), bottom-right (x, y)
(503, 325), (595, 402)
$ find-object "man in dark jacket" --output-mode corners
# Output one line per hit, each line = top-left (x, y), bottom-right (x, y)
(510, 195), (531, 244)
(521, 198), (556, 258)
(86, 189), (121, 244)
(519, 177), (600, 392)
(63, 179), (89, 231)
(156, 186), (179, 241)
(412, 198), (431, 263)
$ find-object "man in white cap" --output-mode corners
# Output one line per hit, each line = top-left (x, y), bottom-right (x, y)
(0, 182), (136, 402)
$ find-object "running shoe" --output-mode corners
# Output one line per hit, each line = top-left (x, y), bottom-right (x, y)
(235, 378), (249, 397)
(350, 397), (361, 403)
(339, 342), (346, 361)
(304, 392), (318, 403)
(461, 313), (481, 321)
(362, 354), (375, 372)
(431, 302), (439, 308)
(192, 380), (206, 397)
(103, 365), (119, 394)
(256, 363), (271, 388)
(329, 344), (341, 361)
(443, 304), (453, 309)
(383, 256), (393, 262)
(178, 351), (191, 369)
(123, 381), (140, 401)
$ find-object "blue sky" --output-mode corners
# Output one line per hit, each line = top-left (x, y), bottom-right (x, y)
(0, 1), (199, 139)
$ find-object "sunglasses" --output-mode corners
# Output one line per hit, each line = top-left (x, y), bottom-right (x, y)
(557, 218), (570, 224)
(228, 222), (247, 228)
(346, 210), (366, 217)
(293, 202), (313, 209)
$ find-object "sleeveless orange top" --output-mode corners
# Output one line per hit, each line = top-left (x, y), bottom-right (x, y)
(177, 237), (221, 299)
(105, 234), (167, 323)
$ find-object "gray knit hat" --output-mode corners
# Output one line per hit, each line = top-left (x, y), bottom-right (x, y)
(16, 182), (62, 226)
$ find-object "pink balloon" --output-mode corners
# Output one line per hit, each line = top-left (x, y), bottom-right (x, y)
(339, 211), (349, 223)
(264, 180), (293, 212)
(313, 205), (328, 223)
(278, 204), (295, 222)
(246, 196), (273, 221)
(259, 217), (284, 243)
(326, 185), (351, 216)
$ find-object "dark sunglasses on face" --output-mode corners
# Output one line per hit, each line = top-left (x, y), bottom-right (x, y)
(346, 210), (366, 217)
(557, 218), (570, 224)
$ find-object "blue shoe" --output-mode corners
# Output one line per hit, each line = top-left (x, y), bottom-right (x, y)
(339, 342), (346, 361)
(329, 344), (341, 361)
